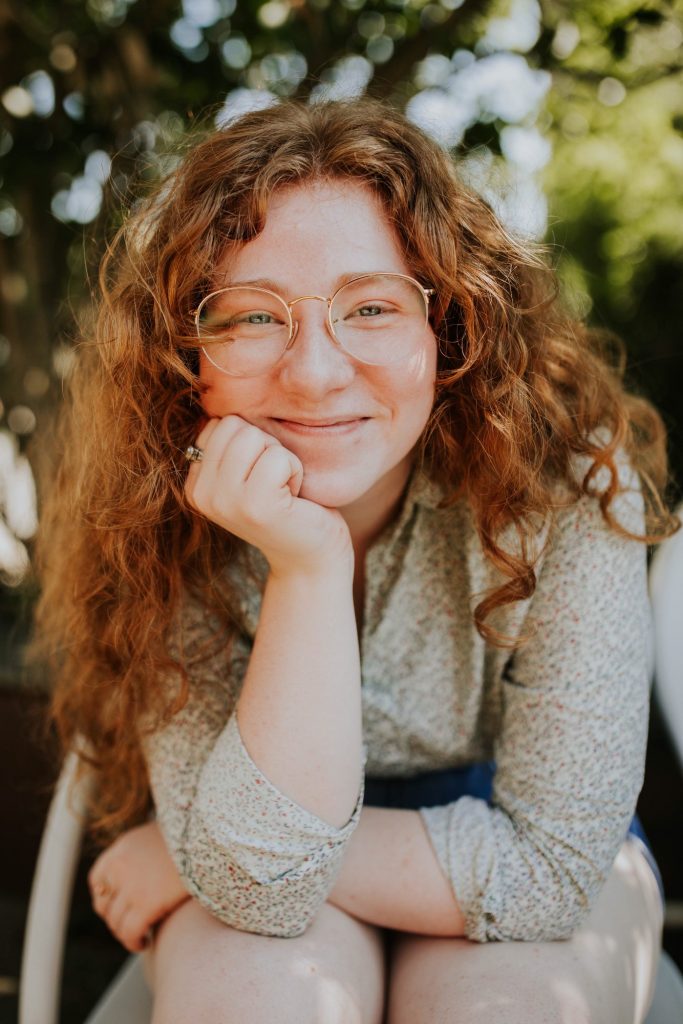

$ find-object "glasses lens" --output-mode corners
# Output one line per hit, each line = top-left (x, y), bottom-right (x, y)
(330, 274), (428, 366)
(196, 287), (290, 376)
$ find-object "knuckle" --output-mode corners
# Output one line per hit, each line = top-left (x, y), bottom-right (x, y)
(232, 423), (261, 450)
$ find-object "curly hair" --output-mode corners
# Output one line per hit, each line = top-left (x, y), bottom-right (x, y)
(29, 96), (677, 840)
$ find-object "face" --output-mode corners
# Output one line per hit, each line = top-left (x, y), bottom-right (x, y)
(198, 178), (437, 510)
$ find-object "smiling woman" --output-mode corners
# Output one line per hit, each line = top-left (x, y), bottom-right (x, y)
(197, 180), (437, 513)
(29, 96), (677, 1024)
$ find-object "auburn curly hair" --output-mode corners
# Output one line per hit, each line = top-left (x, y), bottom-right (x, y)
(29, 96), (677, 840)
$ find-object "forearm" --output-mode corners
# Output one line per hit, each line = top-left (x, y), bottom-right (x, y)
(235, 563), (363, 829)
(328, 806), (466, 936)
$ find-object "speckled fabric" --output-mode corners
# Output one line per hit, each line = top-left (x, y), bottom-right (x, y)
(141, 454), (652, 942)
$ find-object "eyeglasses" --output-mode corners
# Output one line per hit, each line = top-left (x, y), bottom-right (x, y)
(194, 272), (436, 377)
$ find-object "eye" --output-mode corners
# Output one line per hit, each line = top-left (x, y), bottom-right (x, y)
(355, 304), (384, 317)
(242, 311), (277, 324)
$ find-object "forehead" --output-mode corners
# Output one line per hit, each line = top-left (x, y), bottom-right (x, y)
(214, 178), (412, 289)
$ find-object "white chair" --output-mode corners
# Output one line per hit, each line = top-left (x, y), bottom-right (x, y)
(18, 749), (152, 1024)
(19, 510), (683, 1023)
(649, 512), (683, 770)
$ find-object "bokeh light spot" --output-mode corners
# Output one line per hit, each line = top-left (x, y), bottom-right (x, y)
(309, 55), (373, 101)
(85, 150), (112, 183)
(182, 0), (225, 28)
(52, 344), (77, 380)
(221, 36), (252, 69)
(2, 86), (33, 119)
(551, 20), (580, 60)
(23, 367), (51, 398)
(50, 43), (78, 72)
(1, 273), (28, 304)
(366, 36), (393, 63)
(63, 92), (85, 119)
(258, 1), (290, 28)
(598, 77), (626, 107)
(7, 406), (36, 436)
(215, 88), (279, 127)
(24, 71), (55, 118)
(0, 201), (23, 237)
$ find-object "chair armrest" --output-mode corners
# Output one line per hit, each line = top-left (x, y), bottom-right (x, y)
(19, 750), (95, 1024)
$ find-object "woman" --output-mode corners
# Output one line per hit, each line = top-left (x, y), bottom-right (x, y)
(32, 97), (675, 1023)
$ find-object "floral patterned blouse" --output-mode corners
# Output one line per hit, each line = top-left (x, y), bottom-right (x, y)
(141, 454), (651, 942)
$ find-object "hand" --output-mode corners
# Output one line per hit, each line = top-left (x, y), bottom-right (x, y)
(88, 821), (190, 953)
(184, 415), (353, 578)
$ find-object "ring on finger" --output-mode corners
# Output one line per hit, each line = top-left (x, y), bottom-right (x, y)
(184, 445), (204, 463)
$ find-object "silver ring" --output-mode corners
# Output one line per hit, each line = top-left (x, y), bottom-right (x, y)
(184, 445), (204, 463)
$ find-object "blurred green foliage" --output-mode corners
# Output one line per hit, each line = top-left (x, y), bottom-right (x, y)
(0, 0), (681, 626)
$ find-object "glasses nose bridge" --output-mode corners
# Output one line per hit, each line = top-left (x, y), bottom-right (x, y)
(286, 292), (336, 349)
(287, 293), (329, 310)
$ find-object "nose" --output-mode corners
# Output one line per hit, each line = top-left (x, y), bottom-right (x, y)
(278, 296), (356, 396)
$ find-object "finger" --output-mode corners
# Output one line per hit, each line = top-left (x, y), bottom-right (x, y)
(116, 906), (150, 954)
(185, 416), (263, 508)
(246, 444), (304, 498)
(183, 416), (222, 496)
(89, 874), (116, 913)
(91, 892), (115, 919)
(194, 413), (253, 457)
(216, 422), (281, 485)
(190, 423), (280, 517)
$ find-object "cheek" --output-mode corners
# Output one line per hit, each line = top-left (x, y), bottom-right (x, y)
(388, 339), (437, 434)
(198, 354), (258, 417)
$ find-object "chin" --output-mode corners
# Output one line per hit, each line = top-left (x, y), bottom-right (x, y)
(298, 467), (374, 509)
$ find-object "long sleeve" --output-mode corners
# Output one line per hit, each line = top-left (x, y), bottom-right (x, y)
(140, 594), (365, 938)
(419, 467), (652, 942)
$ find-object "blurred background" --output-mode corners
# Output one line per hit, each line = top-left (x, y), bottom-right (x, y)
(1, 0), (682, 1020)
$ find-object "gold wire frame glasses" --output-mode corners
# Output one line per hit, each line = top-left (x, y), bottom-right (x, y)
(194, 272), (437, 377)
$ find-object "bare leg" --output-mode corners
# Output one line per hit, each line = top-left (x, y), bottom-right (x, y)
(386, 838), (663, 1024)
(143, 899), (388, 1024)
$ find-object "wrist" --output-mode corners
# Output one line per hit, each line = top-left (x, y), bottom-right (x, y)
(267, 548), (355, 585)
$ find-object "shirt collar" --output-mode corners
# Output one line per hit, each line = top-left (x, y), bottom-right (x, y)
(404, 460), (449, 512)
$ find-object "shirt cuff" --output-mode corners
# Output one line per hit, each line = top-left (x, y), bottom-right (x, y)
(419, 798), (505, 942)
(195, 712), (365, 884)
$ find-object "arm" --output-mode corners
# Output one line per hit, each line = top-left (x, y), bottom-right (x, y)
(328, 806), (466, 935)
(418, 467), (652, 942)
(186, 414), (363, 828)
(142, 415), (364, 937)
(89, 807), (466, 948)
(88, 803), (466, 952)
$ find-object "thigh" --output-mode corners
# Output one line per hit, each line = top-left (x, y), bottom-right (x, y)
(386, 838), (664, 1024)
(143, 898), (388, 1024)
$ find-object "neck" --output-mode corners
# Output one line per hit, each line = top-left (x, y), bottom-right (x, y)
(338, 455), (414, 558)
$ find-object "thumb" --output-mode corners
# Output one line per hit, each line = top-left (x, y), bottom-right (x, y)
(287, 455), (304, 497)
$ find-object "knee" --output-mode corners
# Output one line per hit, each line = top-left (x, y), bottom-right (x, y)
(150, 901), (373, 1024)
(151, 942), (343, 1024)
(387, 935), (585, 1024)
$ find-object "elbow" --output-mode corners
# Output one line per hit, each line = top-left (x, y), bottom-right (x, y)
(490, 886), (596, 944)
(507, 902), (591, 943)
(180, 849), (329, 939)
(190, 881), (315, 938)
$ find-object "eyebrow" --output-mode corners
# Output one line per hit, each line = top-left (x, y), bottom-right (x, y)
(222, 271), (398, 293)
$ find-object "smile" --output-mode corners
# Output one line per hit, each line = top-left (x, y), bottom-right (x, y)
(272, 417), (369, 436)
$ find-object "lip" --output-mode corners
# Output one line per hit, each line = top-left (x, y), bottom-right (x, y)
(271, 417), (369, 436)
